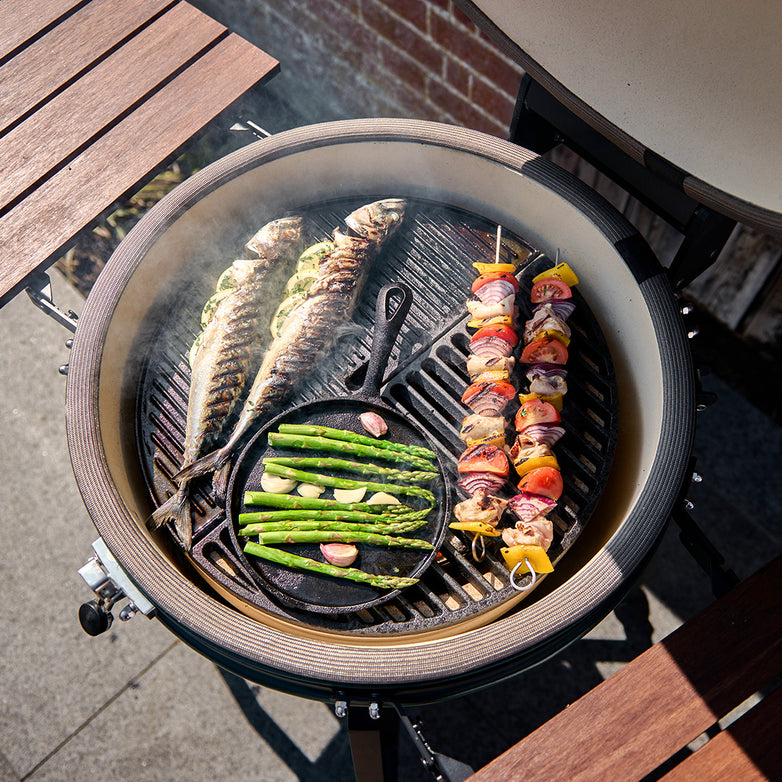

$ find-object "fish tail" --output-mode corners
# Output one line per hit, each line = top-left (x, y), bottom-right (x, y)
(173, 448), (227, 484)
(212, 458), (233, 504)
(147, 486), (193, 550)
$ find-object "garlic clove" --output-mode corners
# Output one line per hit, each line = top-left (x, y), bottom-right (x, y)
(359, 411), (388, 438)
(260, 472), (297, 494)
(320, 543), (358, 567)
(366, 491), (400, 505)
(334, 487), (367, 503)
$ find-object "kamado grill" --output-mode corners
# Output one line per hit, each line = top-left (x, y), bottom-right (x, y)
(17, 0), (778, 775)
(69, 119), (682, 702)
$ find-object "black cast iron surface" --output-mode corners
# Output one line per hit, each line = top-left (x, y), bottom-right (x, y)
(134, 196), (618, 635)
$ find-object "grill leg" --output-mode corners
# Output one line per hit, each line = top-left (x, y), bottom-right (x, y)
(348, 704), (400, 782)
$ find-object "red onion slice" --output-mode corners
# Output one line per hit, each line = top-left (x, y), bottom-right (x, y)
(507, 491), (557, 522)
(518, 424), (565, 447)
(469, 335), (515, 358)
(474, 279), (516, 304)
(457, 471), (506, 496)
(526, 363), (568, 380)
(535, 300), (575, 320)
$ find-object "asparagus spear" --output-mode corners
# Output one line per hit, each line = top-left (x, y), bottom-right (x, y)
(248, 530), (433, 548)
(277, 423), (437, 460)
(261, 463), (437, 504)
(263, 456), (437, 483)
(267, 432), (435, 471)
(238, 519), (428, 536)
(243, 543), (420, 589)
(238, 508), (430, 525)
(242, 491), (414, 514)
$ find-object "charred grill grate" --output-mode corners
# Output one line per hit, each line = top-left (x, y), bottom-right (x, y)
(135, 197), (617, 635)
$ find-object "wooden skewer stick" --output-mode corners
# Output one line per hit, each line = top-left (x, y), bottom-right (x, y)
(495, 225), (502, 264)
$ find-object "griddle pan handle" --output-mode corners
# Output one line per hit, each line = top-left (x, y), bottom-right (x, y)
(360, 283), (413, 397)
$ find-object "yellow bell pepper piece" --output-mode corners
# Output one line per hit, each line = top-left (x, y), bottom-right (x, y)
(466, 314), (514, 329)
(513, 454), (560, 477)
(517, 391), (564, 411)
(473, 262), (517, 274)
(449, 521), (502, 537)
(533, 262), (579, 286)
(462, 432), (506, 449)
(501, 544), (554, 573)
(535, 329), (570, 347)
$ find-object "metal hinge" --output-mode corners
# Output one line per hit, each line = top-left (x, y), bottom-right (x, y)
(78, 538), (155, 635)
(25, 271), (79, 333)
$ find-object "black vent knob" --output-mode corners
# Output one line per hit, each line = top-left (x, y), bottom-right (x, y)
(78, 600), (113, 636)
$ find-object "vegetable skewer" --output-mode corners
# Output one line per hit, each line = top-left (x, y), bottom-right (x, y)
(243, 543), (420, 589)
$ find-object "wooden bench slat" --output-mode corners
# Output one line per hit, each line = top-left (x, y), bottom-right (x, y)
(466, 555), (782, 782)
(661, 686), (782, 782)
(0, 34), (278, 304)
(0, 2), (225, 213)
(0, 0), (83, 59)
(0, 0), (172, 134)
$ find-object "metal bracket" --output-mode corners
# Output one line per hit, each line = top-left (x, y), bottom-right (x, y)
(78, 538), (155, 635)
(671, 503), (740, 599)
(229, 119), (272, 141)
(397, 705), (474, 782)
(25, 271), (79, 333)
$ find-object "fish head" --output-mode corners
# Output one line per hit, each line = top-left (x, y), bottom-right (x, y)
(344, 199), (406, 243)
(246, 216), (305, 259)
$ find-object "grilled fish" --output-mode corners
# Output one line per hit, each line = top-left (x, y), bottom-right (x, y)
(178, 198), (407, 501)
(148, 216), (305, 548)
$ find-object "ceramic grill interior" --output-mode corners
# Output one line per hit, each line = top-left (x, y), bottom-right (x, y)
(134, 197), (618, 635)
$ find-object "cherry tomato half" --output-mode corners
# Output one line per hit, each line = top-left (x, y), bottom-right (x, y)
(514, 399), (561, 431)
(520, 337), (569, 364)
(530, 277), (572, 303)
(517, 466), (563, 500)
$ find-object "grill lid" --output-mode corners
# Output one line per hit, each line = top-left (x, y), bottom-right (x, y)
(461, 0), (782, 233)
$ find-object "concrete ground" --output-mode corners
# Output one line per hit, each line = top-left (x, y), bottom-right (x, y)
(1, 250), (780, 781)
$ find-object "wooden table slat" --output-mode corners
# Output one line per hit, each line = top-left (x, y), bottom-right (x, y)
(661, 686), (782, 782)
(466, 554), (782, 782)
(0, 0), (173, 134)
(0, 0), (84, 59)
(0, 33), (278, 304)
(0, 2), (226, 213)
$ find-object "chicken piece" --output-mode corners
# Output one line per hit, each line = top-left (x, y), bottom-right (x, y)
(501, 517), (554, 550)
(453, 490), (508, 528)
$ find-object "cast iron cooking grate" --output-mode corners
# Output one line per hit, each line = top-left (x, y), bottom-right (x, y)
(134, 197), (617, 635)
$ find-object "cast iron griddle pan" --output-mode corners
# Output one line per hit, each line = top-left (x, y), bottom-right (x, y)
(225, 283), (451, 614)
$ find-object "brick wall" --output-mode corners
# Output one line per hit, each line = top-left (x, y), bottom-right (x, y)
(194, 0), (524, 137)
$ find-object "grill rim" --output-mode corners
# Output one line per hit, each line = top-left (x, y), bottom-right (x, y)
(64, 118), (694, 696)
